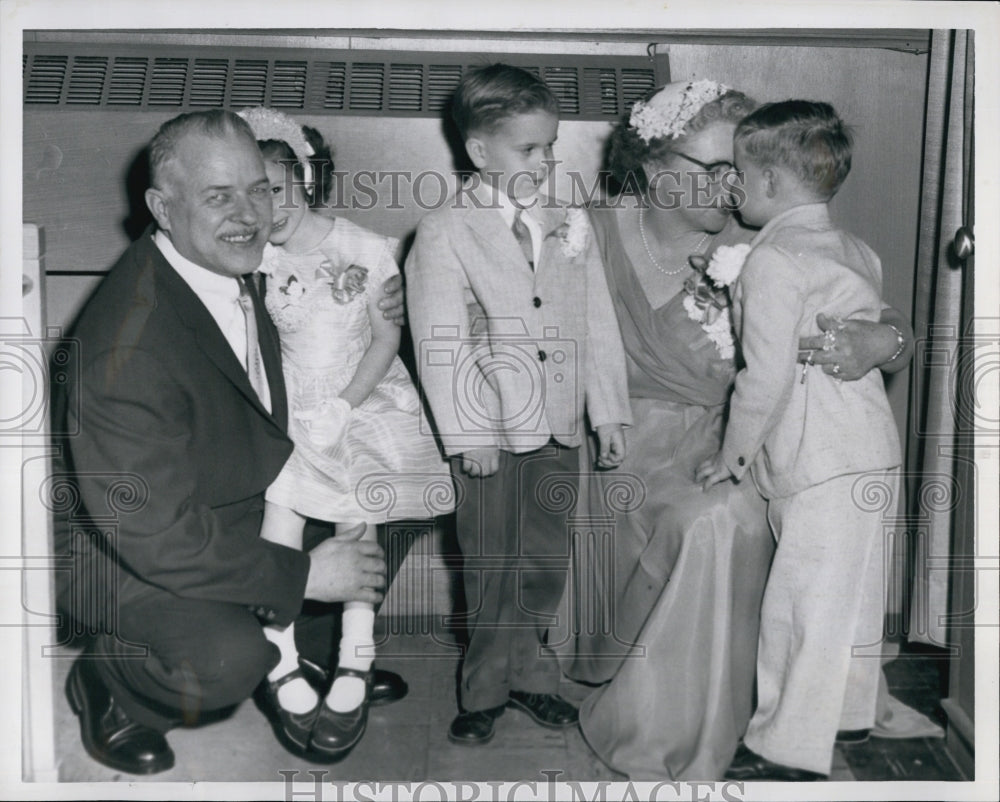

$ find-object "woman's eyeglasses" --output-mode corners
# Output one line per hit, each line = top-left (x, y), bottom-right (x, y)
(669, 151), (737, 178)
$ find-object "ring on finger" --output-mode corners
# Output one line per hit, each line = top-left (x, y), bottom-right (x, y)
(805, 350), (815, 366)
(832, 363), (841, 375)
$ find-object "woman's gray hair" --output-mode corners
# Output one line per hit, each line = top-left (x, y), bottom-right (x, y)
(608, 89), (756, 194)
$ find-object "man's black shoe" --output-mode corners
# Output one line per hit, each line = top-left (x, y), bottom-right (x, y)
(507, 691), (579, 729)
(66, 659), (175, 775)
(724, 743), (826, 782)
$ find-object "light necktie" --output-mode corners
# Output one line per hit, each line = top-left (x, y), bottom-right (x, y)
(237, 279), (270, 409)
(512, 209), (535, 271)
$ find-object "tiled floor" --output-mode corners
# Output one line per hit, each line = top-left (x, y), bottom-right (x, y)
(52, 616), (963, 785)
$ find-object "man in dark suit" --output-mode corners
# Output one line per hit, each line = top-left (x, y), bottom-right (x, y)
(61, 110), (405, 774)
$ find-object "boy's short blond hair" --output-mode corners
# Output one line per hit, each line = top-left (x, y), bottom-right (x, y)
(734, 100), (853, 198)
(451, 63), (560, 139)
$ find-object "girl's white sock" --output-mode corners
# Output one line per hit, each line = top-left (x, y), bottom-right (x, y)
(325, 604), (376, 712)
(263, 622), (319, 714)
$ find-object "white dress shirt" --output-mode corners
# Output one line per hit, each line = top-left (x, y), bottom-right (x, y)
(153, 230), (271, 412)
(467, 179), (543, 267)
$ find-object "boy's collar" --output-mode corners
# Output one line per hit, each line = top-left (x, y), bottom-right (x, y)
(752, 202), (831, 243)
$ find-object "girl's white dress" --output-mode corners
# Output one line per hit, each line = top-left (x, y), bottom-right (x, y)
(263, 217), (454, 523)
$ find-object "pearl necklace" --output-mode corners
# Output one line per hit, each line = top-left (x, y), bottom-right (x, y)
(639, 206), (710, 276)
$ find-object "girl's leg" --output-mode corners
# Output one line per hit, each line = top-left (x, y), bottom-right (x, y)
(325, 522), (378, 712)
(259, 501), (319, 713)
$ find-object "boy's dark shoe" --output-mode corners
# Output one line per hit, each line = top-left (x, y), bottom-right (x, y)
(836, 728), (871, 744)
(447, 706), (506, 745)
(724, 743), (826, 782)
(507, 691), (579, 729)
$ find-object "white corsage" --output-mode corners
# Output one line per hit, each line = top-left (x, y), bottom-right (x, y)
(547, 207), (590, 259)
(682, 244), (749, 360)
(629, 80), (730, 143)
(706, 244), (751, 286)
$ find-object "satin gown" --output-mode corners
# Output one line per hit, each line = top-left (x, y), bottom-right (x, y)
(263, 217), (453, 523)
(560, 207), (774, 780)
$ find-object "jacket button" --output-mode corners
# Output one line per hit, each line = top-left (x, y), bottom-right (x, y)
(533, 296), (542, 308)
(538, 350), (547, 362)
(737, 456), (746, 467)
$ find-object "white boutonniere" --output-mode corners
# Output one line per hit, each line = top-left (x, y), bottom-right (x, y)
(682, 244), (750, 360)
(546, 207), (590, 259)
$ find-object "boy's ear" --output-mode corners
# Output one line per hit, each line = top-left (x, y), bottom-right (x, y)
(145, 187), (171, 232)
(465, 136), (488, 170)
(762, 167), (779, 198)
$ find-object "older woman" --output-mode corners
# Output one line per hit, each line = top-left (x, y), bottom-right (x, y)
(562, 81), (912, 780)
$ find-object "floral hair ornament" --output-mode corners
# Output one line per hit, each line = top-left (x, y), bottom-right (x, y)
(629, 80), (730, 143)
(237, 106), (316, 190)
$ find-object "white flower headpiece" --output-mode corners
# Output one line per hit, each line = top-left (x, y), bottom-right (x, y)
(628, 80), (730, 143)
(238, 106), (316, 189)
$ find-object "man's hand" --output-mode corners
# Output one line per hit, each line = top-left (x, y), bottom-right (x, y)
(595, 424), (626, 469)
(303, 537), (386, 604)
(377, 274), (405, 326)
(460, 447), (500, 478)
(695, 452), (733, 492)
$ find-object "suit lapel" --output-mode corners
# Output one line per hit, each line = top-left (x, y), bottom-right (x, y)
(144, 236), (285, 430)
(536, 203), (569, 272)
(463, 207), (534, 276)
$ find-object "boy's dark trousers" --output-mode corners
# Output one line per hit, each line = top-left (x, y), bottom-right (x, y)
(451, 442), (578, 712)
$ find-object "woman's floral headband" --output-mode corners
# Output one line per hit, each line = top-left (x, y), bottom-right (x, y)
(238, 106), (315, 188)
(628, 80), (730, 143)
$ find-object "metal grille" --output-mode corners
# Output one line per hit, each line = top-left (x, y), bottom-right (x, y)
(24, 42), (661, 120)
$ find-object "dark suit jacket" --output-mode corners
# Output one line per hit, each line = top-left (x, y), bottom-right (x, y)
(62, 231), (309, 627)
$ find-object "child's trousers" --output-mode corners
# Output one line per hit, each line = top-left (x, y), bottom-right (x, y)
(743, 468), (899, 774)
(452, 442), (578, 712)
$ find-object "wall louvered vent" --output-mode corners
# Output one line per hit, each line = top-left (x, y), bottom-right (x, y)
(24, 42), (662, 120)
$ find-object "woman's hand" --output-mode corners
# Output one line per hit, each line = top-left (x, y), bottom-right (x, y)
(797, 309), (912, 381)
(695, 452), (733, 492)
(595, 424), (626, 469)
(377, 273), (405, 326)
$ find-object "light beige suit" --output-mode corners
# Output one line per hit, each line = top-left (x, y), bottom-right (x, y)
(405, 191), (631, 457)
(722, 203), (902, 774)
(405, 189), (631, 711)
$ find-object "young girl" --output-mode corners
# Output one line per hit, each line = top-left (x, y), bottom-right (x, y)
(238, 107), (453, 759)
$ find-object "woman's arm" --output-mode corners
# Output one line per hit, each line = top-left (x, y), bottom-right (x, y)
(339, 292), (401, 409)
(797, 305), (913, 381)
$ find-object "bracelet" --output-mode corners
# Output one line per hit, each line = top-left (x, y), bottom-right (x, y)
(885, 323), (906, 363)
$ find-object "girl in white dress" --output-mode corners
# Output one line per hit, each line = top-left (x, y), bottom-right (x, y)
(239, 107), (453, 758)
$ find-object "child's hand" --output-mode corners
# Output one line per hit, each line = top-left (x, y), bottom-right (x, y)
(460, 447), (499, 478)
(695, 453), (733, 491)
(595, 424), (626, 470)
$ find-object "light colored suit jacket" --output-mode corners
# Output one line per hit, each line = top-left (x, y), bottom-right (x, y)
(405, 190), (631, 456)
(722, 203), (901, 499)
